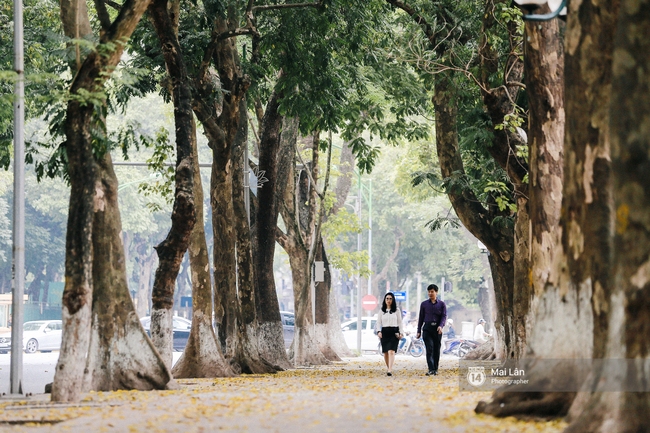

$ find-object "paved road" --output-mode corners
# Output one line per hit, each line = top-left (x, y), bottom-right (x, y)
(0, 354), (567, 433)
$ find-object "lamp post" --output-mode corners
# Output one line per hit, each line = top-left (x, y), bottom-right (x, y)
(10, 0), (25, 396)
(513, 0), (567, 21)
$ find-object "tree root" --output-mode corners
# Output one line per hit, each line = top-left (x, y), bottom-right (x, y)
(475, 389), (575, 420)
(464, 339), (496, 360)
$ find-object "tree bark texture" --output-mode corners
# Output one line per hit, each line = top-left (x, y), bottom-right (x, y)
(477, 0), (617, 421)
(231, 98), (279, 374)
(148, 0), (197, 369)
(53, 0), (171, 402)
(172, 117), (233, 378)
(566, 0), (650, 430)
(191, 15), (254, 371)
(278, 133), (329, 366)
(53, 97), (96, 403)
(253, 89), (292, 369)
(133, 236), (155, 317)
(523, 17), (565, 353)
(84, 154), (174, 393)
(313, 238), (347, 360)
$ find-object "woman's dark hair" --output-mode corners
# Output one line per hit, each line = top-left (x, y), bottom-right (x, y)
(381, 292), (397, 313)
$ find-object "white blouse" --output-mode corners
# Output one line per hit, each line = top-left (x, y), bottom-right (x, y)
(376, 310), (404, 334)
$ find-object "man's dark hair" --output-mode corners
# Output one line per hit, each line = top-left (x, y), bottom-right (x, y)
(427, 284), (439, 292)
(381, 292), (397, 313)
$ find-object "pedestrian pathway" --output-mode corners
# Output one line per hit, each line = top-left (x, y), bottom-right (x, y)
(0, 355), (566, 432)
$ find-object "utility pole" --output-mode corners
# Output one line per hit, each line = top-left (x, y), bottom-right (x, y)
(10, 0), (25, 396)
(367, 179), (372, 295)
(355, 178), (362, 353)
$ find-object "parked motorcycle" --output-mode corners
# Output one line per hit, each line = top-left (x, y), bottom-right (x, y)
(376, 333), (424, 357)
(448, 338), (479, 358)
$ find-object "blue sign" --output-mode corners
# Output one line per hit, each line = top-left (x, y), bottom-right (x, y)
(393, 291), (406, 301)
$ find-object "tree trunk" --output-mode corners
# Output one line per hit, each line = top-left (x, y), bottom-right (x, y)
(134, 237), (156, 317)
(313, 237), (349, 360)
(191, 16), (255, 372)
(253, 90), (292, 369)
(278, 132), (329, 366)
(52, 99), (96, 403)
(148, 0), (196, 369)
(83, 154), (173, 392)
(53, 0), (170, 402)
(282, 240), (329, 366)
(522, 15), (565, 357)
(565, 0), (650, 430)
(476, 1), (615, 420)
(432, 73), (515, 359)
(231, 97), (279, 373)
(172, 116), (233, 378)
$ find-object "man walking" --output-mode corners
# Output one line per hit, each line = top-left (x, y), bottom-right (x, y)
(416, 284), (447, 376)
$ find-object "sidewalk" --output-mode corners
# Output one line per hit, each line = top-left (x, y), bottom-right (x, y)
(0, 355), (566, 432)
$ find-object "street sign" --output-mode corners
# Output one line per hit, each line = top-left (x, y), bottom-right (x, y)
(361, 294), (378, 311)
(393, 291), (406, 301)
(314, 261), (325, 282)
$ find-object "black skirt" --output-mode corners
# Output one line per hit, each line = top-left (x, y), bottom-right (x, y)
(380, 326), (400, 353)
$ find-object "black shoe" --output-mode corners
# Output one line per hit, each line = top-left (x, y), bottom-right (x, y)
(433, 370), (438, 376)
(387, 372), (392, 376)
(425, 371), (434, 376)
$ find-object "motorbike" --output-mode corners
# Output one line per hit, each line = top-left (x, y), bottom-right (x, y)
(445, 338), (479, 358)
(377, 332), (424, 357)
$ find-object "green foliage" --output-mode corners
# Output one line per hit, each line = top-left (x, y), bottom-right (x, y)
(425, 214), (462, 231)
(372, 144), (487, 309)
(138, 128), (175, 210)
(483, 180), (517, 213)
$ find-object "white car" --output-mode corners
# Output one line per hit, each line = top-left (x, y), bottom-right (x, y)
(280, 311), (295, 349)
(341, 317), (378, 352)
(139, 316), (192, 351)
(0, 320), (63, 354)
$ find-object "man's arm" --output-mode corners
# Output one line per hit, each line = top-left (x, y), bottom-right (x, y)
(438, 301), (447, 334)
(416, 303), (424, 337)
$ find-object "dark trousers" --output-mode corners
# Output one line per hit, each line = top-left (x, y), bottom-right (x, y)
(422, 325), (442, 372)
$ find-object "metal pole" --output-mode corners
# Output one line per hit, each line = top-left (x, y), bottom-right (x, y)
(440, 277), (445, 302)
(10, 0), (25, 396)
(356, 178), (362, 353)
(367, 179), (372, 295)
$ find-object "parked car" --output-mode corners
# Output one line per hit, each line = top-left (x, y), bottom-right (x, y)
(0, 320), (63, 353)
(341, 317), (378, 352)
(280, 311), (295, 349)
(140, 316), (192, 352)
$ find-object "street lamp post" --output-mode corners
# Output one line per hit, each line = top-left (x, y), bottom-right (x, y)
(10, 0), (25, 396)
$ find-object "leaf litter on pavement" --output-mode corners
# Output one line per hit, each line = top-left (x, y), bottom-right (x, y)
(0, 355), (567, 433)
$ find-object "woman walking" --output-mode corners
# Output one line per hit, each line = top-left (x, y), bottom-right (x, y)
(376, 292), (404, 376)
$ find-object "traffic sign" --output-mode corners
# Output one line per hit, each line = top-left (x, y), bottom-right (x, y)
(361, 294), (378, 311)
(393, 291), (406, 301)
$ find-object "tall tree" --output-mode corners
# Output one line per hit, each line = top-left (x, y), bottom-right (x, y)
(277, 131), (333, 366)
(387, 0), (530, 359)
(476, 0), (617, 421)
(253, 88), (293, 369)
(148, 0), (197, 369)
(53, 0), (172, 402)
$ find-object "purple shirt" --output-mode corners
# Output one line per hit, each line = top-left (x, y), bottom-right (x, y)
(417, 298), (447, 334)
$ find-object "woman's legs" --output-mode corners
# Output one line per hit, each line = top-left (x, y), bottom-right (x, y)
(387, 350), (395, 372)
